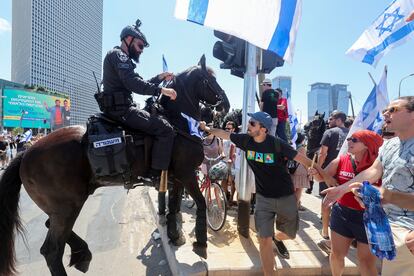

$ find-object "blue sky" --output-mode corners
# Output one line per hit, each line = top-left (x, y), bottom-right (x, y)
(1, 0), (413, 122)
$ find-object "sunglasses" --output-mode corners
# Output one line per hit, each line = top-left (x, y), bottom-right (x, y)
(347, 137), (359, 143)
(248, 120), (259, 127)
(382, 106), (400, 115)
(136, 43), (145, 50)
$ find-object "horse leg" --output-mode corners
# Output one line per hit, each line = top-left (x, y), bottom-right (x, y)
(45, 219), (92, 273)
(166, 181), (186, 246)
(183, 172), (207, 259)
(40, 214), (78, 276)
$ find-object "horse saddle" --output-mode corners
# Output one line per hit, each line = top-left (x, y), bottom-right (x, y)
(86, 113), (153, 186)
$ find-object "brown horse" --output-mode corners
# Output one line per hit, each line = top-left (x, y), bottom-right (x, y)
(0, 56), (229, 276)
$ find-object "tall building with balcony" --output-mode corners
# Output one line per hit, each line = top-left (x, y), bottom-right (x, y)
(272, 76), (292, 98)
(307, 82), (349, 120)
(11, 0), (103, 126)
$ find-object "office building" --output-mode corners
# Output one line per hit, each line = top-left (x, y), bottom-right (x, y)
(272, 76), (292, 98)
(308, 82), (349, 120)
(11, 0), (103, 126)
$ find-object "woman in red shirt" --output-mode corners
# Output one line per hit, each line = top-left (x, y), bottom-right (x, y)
(310, 130), (383, 276)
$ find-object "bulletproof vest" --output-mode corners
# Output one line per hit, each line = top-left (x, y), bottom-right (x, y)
(86, 115), (130, 177)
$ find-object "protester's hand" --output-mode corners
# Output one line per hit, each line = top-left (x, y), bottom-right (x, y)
(158, 72), (174, 81)
(199, 121), (208, 131)
(321, 185), (348, 208)
(161, 88), (177, 100)
(308, 167), (319, 177)
(350, 182), (366, 208)
(405, 231), (414, 255)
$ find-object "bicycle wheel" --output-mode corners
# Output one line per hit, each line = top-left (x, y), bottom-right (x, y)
(205, 182), (227, 231)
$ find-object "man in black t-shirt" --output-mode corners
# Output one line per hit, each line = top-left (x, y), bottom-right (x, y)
(317, 110), (349, 241)
(200, 111), (316, 275)
(260, 79), (279, 136)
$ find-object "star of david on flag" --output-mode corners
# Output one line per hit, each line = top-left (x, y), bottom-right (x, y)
(174, 0), (303, 63)
(346, 0), (414, 67)
(340, 67), (389, 155)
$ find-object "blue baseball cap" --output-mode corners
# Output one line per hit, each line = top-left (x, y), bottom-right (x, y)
(247, 111), (273, 131)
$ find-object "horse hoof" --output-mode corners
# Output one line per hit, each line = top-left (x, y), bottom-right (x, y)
(169, 234), (186, 246)
(69, 250), (92, 273)
(192, 242), (207, 259)
(74, 260), (91, 273)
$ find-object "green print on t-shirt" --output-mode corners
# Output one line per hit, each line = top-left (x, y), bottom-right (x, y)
(246, 150), (274, 164)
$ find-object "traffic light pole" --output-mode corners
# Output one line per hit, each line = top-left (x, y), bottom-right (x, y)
(237, 42), (257, 238)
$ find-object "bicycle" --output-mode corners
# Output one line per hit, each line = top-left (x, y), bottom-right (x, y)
(184, 166), (227, 231)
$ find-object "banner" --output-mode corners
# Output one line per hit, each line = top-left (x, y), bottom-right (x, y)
(2, 88), (71, 130)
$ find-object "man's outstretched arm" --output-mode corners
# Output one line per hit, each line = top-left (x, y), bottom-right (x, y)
(199, 121), (231, 141)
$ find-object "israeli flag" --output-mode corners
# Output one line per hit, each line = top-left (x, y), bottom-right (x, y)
(287, 96), (299, 148)
(181, 112), (203, 138)
(346, 0), (414, 67)
(340, 67), (389, 154)
(175, 0), (303, 63)
(162, 54), (168, 72)
(22, 129), (33, 142)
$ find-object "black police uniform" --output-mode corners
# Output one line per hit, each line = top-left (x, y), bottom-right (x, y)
(102, 46), (174, 171)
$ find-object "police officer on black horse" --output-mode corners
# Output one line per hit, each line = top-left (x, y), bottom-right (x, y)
(100, 19), (177, 183)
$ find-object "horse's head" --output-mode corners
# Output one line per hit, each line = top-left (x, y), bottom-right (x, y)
(304, 111), (326, 150)
(166, 55), (229, 120)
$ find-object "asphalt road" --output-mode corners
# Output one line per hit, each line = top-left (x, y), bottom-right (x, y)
(14, 185), (171, 276)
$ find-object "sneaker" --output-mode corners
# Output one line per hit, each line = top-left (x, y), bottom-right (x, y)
(273, 238), (290, 259)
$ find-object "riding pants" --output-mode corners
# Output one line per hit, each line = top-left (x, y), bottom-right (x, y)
(108, 106), (174, 170)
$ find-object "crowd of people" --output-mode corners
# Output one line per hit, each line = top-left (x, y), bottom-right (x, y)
(199, 82), (414, 276)
(0, 131), (45, 169)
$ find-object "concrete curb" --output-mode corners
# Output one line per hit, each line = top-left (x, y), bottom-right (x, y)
(146, 188), (363, 275)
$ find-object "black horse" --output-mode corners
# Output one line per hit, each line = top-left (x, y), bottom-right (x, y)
(303, 111), (326, 193)
(0, 56), (229, 276)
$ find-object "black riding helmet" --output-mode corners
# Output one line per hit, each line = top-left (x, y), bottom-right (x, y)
(120, 19), (149, 62)
(120, 19), (149, 46)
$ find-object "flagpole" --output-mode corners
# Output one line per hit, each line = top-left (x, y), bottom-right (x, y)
(368, 72), (377, 86)
(237, 41), (257, 238)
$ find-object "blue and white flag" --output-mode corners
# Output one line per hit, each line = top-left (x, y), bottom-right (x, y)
(346, 0), (414, 67)
(22, 129), (33, 142)
(181, 112), (203, 138)
(175, 0), (303, 63)
(287, 96), (299, 148)
(162, 54), (168, 72)
(340, 67), (389, 154)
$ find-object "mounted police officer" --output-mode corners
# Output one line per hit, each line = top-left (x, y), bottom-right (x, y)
(101, 19), (176, 183)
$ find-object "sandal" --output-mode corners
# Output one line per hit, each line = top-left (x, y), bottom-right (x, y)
(318, 240), (331, 255)
(320, 229), (330, 240)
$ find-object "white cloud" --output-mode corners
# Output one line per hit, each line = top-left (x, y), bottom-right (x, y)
(0, 18), (11, 33)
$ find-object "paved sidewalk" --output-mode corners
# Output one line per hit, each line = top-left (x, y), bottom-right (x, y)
(147, 190), (362, 275)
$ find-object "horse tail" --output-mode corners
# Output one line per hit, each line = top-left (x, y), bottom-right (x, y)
(0, 153), (24, 276)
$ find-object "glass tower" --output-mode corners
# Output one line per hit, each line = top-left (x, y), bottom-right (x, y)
(11, 0), (103, 126)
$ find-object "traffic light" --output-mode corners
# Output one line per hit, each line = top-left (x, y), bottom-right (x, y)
(213, 30), (245, 71)
(213, 30), (284, 78)
(258, 49), (284, 74)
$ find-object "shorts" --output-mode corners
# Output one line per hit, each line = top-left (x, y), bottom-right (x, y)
(254, 193), (299, 239)
(382, 223), (414, 276)
(319, 182), (329, 197)
(330, 203), (368, 244)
